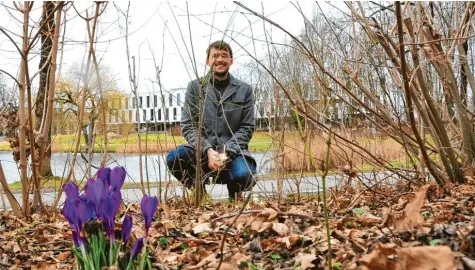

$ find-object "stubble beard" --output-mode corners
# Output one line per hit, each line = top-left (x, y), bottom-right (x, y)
(213, 67), (229, 78)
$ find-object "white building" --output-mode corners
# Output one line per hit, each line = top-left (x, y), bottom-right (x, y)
(129, 88), (186, 125)
(106, 86), (273, 134)
(105, 88), (186, 132)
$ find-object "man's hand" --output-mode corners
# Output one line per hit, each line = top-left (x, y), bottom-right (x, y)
(207, 148), (228, 171)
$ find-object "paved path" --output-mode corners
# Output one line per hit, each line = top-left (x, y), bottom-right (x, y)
(1, 171), (404, 210)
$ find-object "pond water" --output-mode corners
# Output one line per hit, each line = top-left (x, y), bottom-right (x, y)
(0, 151), (275, 184)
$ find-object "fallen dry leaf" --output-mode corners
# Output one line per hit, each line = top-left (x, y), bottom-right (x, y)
(204, 262), (237, 270)
(295, 252), (318, 270)
(272, 222), (290, 236)
(261, 208), (279, 220)
(390, 185), (429, 231)
(193, 223), (213, 235)
(359, 243), (454, 270)
(186, 253), (217, 269)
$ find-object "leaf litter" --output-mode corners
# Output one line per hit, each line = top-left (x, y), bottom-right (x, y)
(0, 180), (475, 269)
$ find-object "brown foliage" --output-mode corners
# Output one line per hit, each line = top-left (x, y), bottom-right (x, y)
(282, 136), (405, 172)
(359, 243), (454, 270)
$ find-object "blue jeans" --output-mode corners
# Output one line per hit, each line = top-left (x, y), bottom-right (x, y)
(167, 144), (257, 198)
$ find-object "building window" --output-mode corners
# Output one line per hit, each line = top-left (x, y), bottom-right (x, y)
(143, 109), (146, 122)
(139, 97), (143, 107)
(122, 111), (125, 122)
(154, 95), (157, 107)
(177, 93), (181, 105)
(115, 114), (119, 123)
(169, 94), (173, 107)
(125, 98), (128, 109)
(132, 97), (136, 109)
(158, 109), (161, 121)
(150, 109), (154, 121)
(173, 108), (177, 120)
(129, 111), (132, 122)
(146, 96), (150, 108)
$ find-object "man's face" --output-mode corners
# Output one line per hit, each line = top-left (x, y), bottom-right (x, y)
(206, 47), (233, 77)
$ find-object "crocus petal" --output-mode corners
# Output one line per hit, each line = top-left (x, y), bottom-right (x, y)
(85, 178), (105, 214)
(110, 166), (126, 191)
(121, 215), (133, 245)
(130, 237), (144, 259)
(63, 199), (81, 233)
(97, 167), (111, 190)
(63, 182), (80, 201)
(141, 195), (158, 235)
(99, 190), (122, 241)
(79, 193), (96, 223)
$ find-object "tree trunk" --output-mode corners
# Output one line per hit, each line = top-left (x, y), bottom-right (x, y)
(36, 1), (55, 177)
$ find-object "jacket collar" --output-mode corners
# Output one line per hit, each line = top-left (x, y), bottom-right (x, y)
(206, 73), (240, 105)
(221, 73), (240, 102)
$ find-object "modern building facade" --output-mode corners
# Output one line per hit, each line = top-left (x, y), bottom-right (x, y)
(105, 88), (186, 133)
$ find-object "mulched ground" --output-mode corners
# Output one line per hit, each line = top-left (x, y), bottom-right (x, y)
(0, 179), (474, 269)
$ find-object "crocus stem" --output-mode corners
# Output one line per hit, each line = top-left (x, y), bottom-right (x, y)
(80, 246), (94, 270)
(139, 237), (148, 269)
(126, 260), (133, 270)
(109, 242), (113, 266)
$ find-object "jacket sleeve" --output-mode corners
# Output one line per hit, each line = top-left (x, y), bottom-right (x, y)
(180, 81), (214, 155)
(225, 85), (255, 156)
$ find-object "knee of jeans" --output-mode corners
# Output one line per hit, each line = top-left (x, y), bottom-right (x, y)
(231, 169), (253, 183)
(166, 148), (178, 169)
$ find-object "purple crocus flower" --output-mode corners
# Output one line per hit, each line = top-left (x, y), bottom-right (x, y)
(141, 195), (158, 236)
(110, 166), (126, 191)
(79, 193), (96, 222)
(63, 190), (96, 234)
(63, 182), (80, 201)
(121, 215), (133, 245)
(63, 198), (81, 233)
(62, 182), (85, 232)
(99, 189), (122, 241)
(130, 237), (144, 259)
(84, 177), (105, 215)
(97, 167), (111, 190)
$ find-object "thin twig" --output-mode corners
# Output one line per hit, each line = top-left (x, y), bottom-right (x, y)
(216, 194), (253, 270)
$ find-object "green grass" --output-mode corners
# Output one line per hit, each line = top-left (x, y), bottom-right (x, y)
(7, 181), (23, 190)
(0, 132), (274, 153)
(0, 141), (9, 151)
(8, 176), (65, 191)
(6, 177), (182, 191)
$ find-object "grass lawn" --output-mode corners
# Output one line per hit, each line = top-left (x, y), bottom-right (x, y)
(6, 176), (177, 191)
(0, 132), (274, 153)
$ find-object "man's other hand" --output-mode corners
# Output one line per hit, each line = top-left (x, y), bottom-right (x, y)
(207, 148), (228, 171)
(207, 148), (221, 171)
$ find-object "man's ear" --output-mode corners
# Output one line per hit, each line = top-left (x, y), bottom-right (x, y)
(206, 58), (211, 67)
(229, 58), (233, 66)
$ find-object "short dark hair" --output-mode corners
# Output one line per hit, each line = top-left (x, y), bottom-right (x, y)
(206, 40), (233, 60)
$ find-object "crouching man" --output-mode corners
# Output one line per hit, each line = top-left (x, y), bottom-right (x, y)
(167, 40), (256, 201)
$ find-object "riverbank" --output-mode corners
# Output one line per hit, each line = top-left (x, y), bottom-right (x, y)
(6, 172), (316, 192)
(0, 132), (274, 153)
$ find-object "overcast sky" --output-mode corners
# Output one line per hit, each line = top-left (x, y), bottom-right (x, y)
(0, 1), (344, 95)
